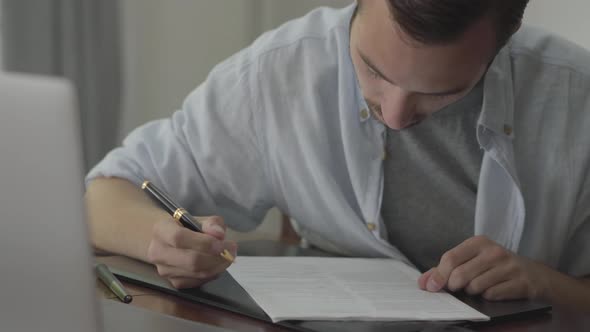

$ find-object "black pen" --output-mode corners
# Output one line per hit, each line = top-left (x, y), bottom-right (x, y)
(95, 263), (133, 303)
(141, 180), (235, 263)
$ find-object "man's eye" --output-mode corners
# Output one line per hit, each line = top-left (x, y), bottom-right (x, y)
(430, 94), (452, 99)
(429, 92), (458, 100)
(366, 67), (381, 80)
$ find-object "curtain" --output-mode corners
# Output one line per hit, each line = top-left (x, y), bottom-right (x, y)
(1, 0), (122, 171)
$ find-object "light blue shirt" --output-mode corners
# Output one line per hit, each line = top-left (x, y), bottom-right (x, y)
(87, 5), (590, 276)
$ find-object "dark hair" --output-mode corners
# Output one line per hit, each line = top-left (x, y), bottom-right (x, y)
(362, 0), (529, 47)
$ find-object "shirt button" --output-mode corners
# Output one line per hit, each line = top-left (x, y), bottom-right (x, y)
(503, 125), (513, 136)
(360, 108), (369, 120)
(367, 222), (376, 231)
(381, 150), (387, 161)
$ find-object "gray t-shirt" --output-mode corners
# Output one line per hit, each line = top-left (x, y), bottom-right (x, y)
(381, 82), (484, 271)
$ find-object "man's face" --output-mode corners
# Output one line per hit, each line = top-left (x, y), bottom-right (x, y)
(350, 0), (497, 130)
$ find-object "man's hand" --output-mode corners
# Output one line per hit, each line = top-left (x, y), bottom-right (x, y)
(146, 215), (237, 289)
(418, 235), (552, 301)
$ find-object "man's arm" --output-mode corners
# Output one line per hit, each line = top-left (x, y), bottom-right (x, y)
(85, 41), (270, 288)
(85, 177), (236, 288)
(85, 177), (167, 260)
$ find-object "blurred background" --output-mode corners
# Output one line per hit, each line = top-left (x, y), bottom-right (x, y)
(1, 0), (589, 241)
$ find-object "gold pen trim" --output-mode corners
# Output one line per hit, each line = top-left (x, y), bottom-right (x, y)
(148, 189), (234, 263)
(221, 249), (235, 263)
(171, 208), (235, 263)
(173, 208), (187, 221)
(141, 180), (150, 189)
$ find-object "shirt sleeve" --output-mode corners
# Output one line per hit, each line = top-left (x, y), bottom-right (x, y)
(559, 217), (590, 277)
(86, 52), (272, 231)
(558, 171), (590, 277)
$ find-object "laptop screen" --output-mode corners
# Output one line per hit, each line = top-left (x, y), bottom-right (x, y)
(0, 72), (101, 332)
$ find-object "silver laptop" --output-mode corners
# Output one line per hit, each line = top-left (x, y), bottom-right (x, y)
(0, 72), (230, 332)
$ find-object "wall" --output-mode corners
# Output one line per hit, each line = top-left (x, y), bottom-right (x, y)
(524, 0), (590, 49)
(119, 0), (258, 137)
(256, 0), (351, 33)
(119, 0), (351, 138)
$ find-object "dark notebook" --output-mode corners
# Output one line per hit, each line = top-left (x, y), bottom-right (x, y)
(101, 298), (231, 332)
(97, 240), (551, 332)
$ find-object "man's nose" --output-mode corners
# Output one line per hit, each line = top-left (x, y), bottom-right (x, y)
(381, 88), (417, 130)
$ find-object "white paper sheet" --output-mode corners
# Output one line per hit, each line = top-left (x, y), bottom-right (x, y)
(228, 256), (489, 322)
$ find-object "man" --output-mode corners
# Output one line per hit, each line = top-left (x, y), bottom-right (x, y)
(85, 0), (590, 309)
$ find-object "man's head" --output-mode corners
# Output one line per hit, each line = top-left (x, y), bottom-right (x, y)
(350, 0), (529, 130)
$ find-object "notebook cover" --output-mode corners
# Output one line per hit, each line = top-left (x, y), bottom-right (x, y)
(97, 240), (551, 332)
(101, 298), (231, 332)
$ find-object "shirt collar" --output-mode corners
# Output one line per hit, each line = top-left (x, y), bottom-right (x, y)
(478, 43), (516, 139)
(343, 3), (373, 123)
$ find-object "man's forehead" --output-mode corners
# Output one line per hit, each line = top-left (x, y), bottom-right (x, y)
(354, 5), (496, 93)
(356, 47), (471, 96)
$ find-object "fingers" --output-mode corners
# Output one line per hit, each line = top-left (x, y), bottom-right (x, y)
(155, 261), (227, 281)
(168, 275), (220, 289)
(481, 279), (527, 301)
(445, 245), (510, 292)
(147, 217), (238, 289)
(472, 258), (551, 301)
(418, 268), (435, 290)
(149, 239), (229, 271)
(153, 218), (225, 254)
(420, 236), (544, 302)
(196, 216), (227, 241)
(464, 263), (512, 296)
(149, 242), (234, 289)
(225, 240), (238, 260)
(427, 236), (489, 292)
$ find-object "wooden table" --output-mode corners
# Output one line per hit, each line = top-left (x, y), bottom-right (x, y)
(98, 280), (590, 332)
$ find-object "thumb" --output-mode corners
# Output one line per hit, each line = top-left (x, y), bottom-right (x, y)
(418, 268), (435, 290)
(196, 216), (226, 240)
